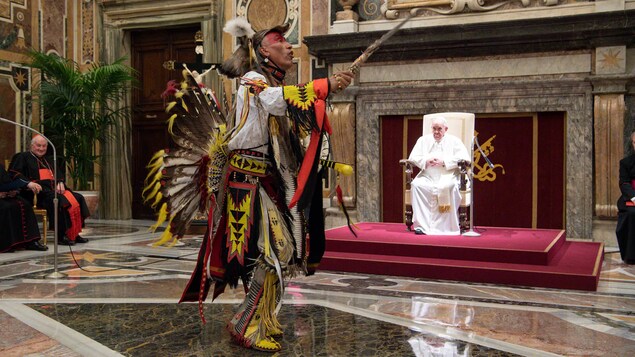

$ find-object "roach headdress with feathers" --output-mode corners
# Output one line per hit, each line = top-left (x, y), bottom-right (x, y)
(219, 18), (289, 78)
(219, 17), (255, 78)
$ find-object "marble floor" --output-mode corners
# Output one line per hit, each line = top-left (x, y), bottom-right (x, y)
(1, 220), (634, 356)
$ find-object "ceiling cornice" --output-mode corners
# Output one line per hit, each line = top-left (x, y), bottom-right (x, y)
(304, 10), (635, 64)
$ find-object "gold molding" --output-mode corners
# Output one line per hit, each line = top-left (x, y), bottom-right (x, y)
(387, 0), (452, 9)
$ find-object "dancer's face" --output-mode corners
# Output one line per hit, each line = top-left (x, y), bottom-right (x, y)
(259, 31), (294, 71)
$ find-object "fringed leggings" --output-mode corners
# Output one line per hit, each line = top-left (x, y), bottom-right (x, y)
(227, 266), (283, 348)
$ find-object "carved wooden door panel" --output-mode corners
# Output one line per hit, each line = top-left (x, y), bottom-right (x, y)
(131, 26), (199, 219)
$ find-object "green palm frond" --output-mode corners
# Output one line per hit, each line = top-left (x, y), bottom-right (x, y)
(28, 50), (137, 190)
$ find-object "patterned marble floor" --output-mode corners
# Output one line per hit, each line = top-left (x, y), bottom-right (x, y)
(0, 220), (634, 356)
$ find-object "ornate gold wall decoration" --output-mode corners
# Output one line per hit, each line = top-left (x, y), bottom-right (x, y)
(0, 0), (30, 52)
(0, 0), (26, 23)
(383, 0), (561, 18)
(11, 66), (28, 91)
(82, 0), (95, 63)
(237, 0), (300, 46)
(595, 46), (625, 75)
(473, 131), (505, 182)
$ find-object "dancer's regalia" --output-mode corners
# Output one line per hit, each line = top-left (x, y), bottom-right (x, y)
(143, 19), (341, 352)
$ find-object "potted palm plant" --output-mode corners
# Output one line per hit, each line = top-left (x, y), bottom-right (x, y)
(28, 50), (135, 215)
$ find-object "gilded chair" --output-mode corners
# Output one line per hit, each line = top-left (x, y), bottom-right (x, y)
(399, 112), (474, 232)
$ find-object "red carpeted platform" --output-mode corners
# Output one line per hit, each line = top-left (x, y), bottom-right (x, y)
(321, 222), (604, 291)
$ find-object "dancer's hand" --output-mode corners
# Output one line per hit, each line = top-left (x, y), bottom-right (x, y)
(330, 71), (354, 94)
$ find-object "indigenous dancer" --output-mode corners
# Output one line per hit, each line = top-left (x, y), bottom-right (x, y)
(143, 18), (353, 352)
(187, 21), (352, 352)
(10, 135), (90, 246)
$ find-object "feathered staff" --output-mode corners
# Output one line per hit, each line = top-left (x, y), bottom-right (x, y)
(349, 11), (417, 74)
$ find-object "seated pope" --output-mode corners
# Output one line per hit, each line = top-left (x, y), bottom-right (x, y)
(9, 135), (90, 246)
(408, 116), (470, 235)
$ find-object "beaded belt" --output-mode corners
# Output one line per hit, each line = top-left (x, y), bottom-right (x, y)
(229, 150), (269, 175)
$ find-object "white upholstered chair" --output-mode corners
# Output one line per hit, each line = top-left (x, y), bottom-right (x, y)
(399, 112), (474, 231)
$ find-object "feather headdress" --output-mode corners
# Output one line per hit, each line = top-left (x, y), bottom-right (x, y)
(143, 70), (229, 246)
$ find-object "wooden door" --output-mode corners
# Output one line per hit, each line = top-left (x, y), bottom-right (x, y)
(131, 26), (199, 219)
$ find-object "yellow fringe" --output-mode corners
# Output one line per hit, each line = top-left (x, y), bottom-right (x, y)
(165, 101), (176, 113)
(150, 192), (163, 209)
(147, 149), (165, 164)
(268, 207), (284, 253)
(234, 87), (251, 134)
(175, 91), (184, 99)
(166, 113), (178, 135)
(333, 162), (354, 176)
(208, 126), (228, 156)
(149, 203), (168, 232)
(263, 206), (270, 258)
(268, 115), (279, 136)
(257, 271), (281, 335)
(146, 170), (163, 188)
(166, 234), (179, 247)
(144, 150), (165, 181)
(180, 99), (188, 113)
(153, 217), (176, 246)
(142, 182), (161, 203)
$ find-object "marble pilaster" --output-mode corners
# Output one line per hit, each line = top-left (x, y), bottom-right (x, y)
(590, 45), (633, 218)
(329, 91), (358, 206)
(592, 91), (625, 218)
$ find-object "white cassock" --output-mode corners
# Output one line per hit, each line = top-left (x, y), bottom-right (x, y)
(408, 133), (470, 235)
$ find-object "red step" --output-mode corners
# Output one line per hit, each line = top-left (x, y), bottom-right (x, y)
(326, 223), (566, 265)
(322, 223), (604, 291)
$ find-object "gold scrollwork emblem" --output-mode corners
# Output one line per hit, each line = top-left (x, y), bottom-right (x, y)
(162, 60), (175, 71)
(473, 130), (505, 182)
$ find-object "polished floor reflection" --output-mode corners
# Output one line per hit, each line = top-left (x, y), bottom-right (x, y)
(1, 220), (634, 356)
